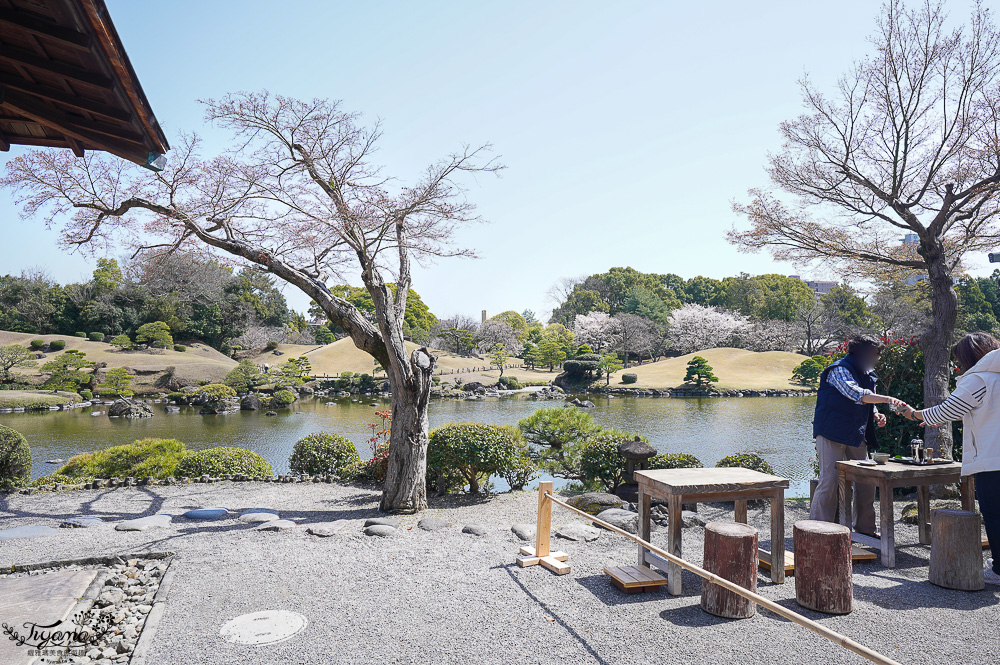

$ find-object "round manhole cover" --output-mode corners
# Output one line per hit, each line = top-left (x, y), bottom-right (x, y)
(220, 610), (308, 645)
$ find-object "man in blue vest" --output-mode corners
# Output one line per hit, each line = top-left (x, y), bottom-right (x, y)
(809, 334), (905, 536)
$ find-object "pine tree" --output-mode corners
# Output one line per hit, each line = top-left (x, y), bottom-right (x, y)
(684, 356), (718, 387)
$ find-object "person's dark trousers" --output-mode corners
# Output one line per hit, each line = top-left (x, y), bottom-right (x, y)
(976, 470), (1000, 574)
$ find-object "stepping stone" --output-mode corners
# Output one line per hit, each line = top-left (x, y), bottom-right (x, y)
(556, 521), (602, 542)
(418, 517), (449, 532)
(595, 508), (639, 534)
(238, 509), (280, 523)
(115, 514), (172, 531)
(60, 516), (104, 528)
(182, 507), (229, 520)
(462, 524), (487, 537)
(511, 523), (536, 541)
(364, 517), (398, 528)
(0, 524), (62, 540)
(255, 519), (297, 532)
(306, 520), (351, 537)
(364, 525), (397, 537)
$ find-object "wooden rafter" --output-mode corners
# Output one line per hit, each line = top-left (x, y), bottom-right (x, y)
(0, 7), (91, 50)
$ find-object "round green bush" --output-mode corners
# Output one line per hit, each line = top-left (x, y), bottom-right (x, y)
(649, 453), (703, 469)
(197, 383), (237, 401)
(498, 375), (521, 390)
(173, 344), (186, 352)
(88, 332), (105, 342)
(579, 428), (643, 492)
(501, 427), (537, 491)
(715, 453), (774, 475)
(49, 340), (66, 351)
(428, 423), (519, 494)
(79, 389), (93, 401)
(288, 433), (361, 477)
(271, 389), (296, 406)
(265, 340), (279, 351)
(175, 447), (272, 478)
(166, 391), (188, 404)
(0, 424), (31, 490)
(621, 373), (638, 384)
(57, 438), (188, 479)
(74, 332), (87, 338)
(29, 339), (45, 350)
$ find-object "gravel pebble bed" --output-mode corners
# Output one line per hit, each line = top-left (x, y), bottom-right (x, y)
(1, 482), (997, 665)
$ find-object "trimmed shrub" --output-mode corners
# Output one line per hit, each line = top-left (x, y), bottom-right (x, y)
(580, 429), (647, 492)
(0, 425), (31, 489)
(174, 344), (186, 352)
(271, 389), (296, 406)
(79, 389), (93, 401)
(715, 453), (774, 475)
(88, 332), (105, 342)
(621, 373), (638, 384)
(109, 334), (133, 351)
(288, 433), (361, 477)
(264, 340), (279, 351)
(74, 332), (87, 338)
(498, 375), (521, 390)
(49, 340), (66, 351)
(175, 447), (272, 478)
(501, 427), (538, 491)
(197, 383), (237, 401)
(518, 406), (598, 481)
(29, 339), (45, 350)
(428, 423), (519, 494)
(649, 453), (703, 469)
(54, 438), (187, 480)
(166, 391), (188, 404)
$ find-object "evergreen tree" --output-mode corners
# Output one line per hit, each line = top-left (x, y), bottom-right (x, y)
(684, 356), (718, 387)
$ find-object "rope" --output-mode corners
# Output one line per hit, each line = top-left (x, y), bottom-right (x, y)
(544, 491), (902, 665)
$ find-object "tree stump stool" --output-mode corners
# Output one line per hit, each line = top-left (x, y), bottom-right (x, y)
(929, 509), (984, 591)
(701, 521), (758, 619)
(793, 520), (852, 614)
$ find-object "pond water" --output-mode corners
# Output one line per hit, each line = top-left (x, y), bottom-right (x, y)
(2, 395), (819, 497)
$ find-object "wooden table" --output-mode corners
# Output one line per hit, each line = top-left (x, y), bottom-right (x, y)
(635, 467), (790, 595)
(836, 459), (975, 568)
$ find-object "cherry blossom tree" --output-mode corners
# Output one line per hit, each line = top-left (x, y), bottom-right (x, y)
(667, 304), (749, 355)
(573, 311), (620, 352)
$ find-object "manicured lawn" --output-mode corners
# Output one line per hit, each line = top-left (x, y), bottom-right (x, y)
(0, 390), (77, 410)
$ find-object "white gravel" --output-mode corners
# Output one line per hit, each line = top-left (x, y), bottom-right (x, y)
(1, 482), (997, 665)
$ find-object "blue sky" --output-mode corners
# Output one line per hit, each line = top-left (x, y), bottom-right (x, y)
(0, 1), (990, 320)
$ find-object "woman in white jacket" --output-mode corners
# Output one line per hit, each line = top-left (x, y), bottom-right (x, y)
(900, 332), (1000, 586)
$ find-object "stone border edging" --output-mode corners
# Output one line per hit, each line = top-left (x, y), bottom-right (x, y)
(130, 553), (178, 665)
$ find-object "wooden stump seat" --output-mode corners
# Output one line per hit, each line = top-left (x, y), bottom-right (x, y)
(793, 520), (852, 615)
(929, 509), (984, 591)
(701, 521), (758, 619)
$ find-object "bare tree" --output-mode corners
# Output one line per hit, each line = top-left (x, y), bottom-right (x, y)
(730, 1), (1000, 457)
(0, 92), (499, 512)
(614, 312), (657, 367)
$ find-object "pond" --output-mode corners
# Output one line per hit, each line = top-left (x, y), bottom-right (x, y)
(2, 395), (819, 497)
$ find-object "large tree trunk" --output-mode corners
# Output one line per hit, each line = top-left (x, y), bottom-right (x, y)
(379, 347), (436, 513)
(921, 251), (957, 459)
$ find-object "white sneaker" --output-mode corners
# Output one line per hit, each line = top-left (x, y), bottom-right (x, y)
(986, 567), (1000, 586)
(987, 557), (995, 571)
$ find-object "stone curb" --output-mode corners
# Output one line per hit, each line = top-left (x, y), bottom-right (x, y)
(131, 554), (178, 665)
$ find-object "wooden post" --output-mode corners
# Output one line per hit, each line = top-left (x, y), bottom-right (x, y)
(637, 487), (651, 568)
(961, 475), (976, 512)
(734, 499), (748, 524)
(916, 484), (931, 545)
(515, 481), (570, 575)
(701, 521), (758, 619)
(794, 520), (853, 615)
(878, 478), (895, 568)
(770, 488), (786, 584)
(666, 493), (683, 595)
(929, 509), (984, 591)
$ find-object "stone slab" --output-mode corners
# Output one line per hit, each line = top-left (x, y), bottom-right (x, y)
(60, 516), (105, 528)
(182, 507), (229, 520)
(417, 517), (449, 532)
(363, 517), (398, 528)
(306, 520), (351, 537)
(238, 509), (280, 523)
(0, 569), (98, 665)
(115, 514), (173, 531)
(0, 525), (62, 540)
(364, 525), (397, 537)
(255, 519), (297, 532)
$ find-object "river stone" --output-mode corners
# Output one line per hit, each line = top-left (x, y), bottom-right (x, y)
(462, 524), (487, 536)
(595, 508), (639, 534)
(115, 514), (172, 531)
(364, 524), (397, 537)
(511, 523), (536, 541)
(306, 520), (351, 537)
(364, 517), (398, 528)
(0, 524), (62, 540)
(566, 492), (627, 516)
(108, 398), (153, 419)
(239, 509), (280, 523)
(418, 517), (449, 532)
(681, 510), (707, 528)
(256, 519), (297, 532)
(556, 521), (602, 542)
(97, 589), (125, 607)
(60, 516), (104, 528)
(182, 507), (229, 520)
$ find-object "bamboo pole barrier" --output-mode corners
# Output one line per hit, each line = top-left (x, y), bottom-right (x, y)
(537, 490), (902, 665)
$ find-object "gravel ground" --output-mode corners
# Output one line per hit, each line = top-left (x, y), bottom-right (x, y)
(1, 483), (997, 665)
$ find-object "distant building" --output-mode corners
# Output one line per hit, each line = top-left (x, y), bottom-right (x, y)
(789, 275), (838, 295)
(481, 310), (488, 324)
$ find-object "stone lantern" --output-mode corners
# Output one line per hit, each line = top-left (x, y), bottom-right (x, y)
(616, 435), (656, 502)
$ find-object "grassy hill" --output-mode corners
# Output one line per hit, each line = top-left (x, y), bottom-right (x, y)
(611, 348), (804, 390)
(0, 331), (237, 391)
